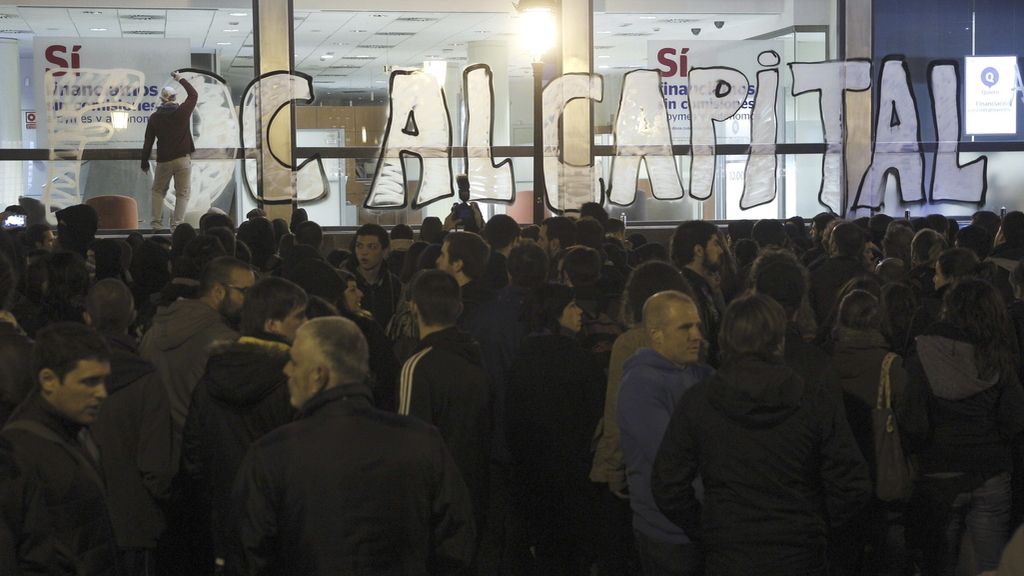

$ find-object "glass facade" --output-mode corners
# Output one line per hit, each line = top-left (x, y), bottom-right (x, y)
(872, 0), (1024, 219)
(7, 1), (1014, 228)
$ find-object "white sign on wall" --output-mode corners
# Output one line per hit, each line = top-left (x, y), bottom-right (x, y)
(647, 40), (782, 144)
(32, 37), (190, 147)
(965, 56), (1017, 135)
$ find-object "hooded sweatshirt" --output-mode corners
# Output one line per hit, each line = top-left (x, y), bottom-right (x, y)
(140, 298), (238, 444)
(398, 327), (491, 529)
(905, 322), (1024, 476)
(55, 204), (98, 258)
(651, 357), (870, 576)
(181, 334), (294, 559)
(618, 348), (712, 544)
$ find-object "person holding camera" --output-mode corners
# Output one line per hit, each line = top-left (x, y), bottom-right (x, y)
(445, 175), (484, 233)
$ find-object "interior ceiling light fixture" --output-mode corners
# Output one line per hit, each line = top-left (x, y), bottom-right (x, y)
(229, 12), (248, 17)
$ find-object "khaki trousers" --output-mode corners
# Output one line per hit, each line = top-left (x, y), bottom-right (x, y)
(150, 155), (191, 229)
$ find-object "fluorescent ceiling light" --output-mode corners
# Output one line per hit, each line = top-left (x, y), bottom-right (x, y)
(90, 27), (107, 31)
(223, 28), (239, 33)
(217, 42), (231, 46)
(229, 12), (248, 16)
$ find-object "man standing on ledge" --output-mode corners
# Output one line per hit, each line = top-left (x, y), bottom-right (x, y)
(142, 71), (197, 231)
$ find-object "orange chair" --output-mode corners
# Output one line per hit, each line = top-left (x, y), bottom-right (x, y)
(85, 195), (139, 230)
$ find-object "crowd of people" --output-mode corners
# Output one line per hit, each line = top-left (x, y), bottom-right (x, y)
(0, 196), (1023, 576)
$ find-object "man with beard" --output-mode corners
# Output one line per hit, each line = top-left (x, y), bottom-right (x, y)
(182, 277), (307, 571)
(669, 222), (726, 367)
(141, 257), (254, 449)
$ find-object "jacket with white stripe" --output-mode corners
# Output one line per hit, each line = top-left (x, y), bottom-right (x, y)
(399, 327), (492, 528)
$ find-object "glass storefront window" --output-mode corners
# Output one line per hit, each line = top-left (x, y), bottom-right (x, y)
(6, 2), (950, 227)
(869, 0), (1024, 218)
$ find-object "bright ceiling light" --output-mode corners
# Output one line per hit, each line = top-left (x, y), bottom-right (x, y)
(223, 28), (239, 33)
(217, 42), (231, 46)
(518, 5), (556, 62)
(229, 12), (248, 17)
(423, 60), (447, 86)
(90, 27), (107, 32)
(111, 110), (129, 130)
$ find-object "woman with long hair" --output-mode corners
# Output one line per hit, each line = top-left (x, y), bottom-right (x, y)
(904, 279), (1024, 575)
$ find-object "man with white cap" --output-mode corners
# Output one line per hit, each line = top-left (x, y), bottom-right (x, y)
(141, 71), (198, 230)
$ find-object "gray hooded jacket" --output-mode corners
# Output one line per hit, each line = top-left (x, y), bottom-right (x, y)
(140, 298), (237, 449)
(905, 326), (1024, 475)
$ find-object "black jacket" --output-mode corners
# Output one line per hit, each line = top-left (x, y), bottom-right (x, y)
(908, 265), (938, 301)
(347, 312), (401, 413)
(462, 284), (531, 464)
(680, 268), (724, 367)
(2, 393), (120, 576)
(457, 280), (496, 333)
(226, 383), (476, 576)
(481, 251), (508, 291)
(830, 329), (912, 476)
(0, 320), (33, 425)
(142, 78), (197, 164)
(0, 437), (52, 576)
(399, 328), (491, 529)
(347, 262), (403, 329)
(651, 357), (870, 576)
(89, 332), (173, 550)
(808, 256), (867, 323)
(785, 324), (842, 405)
(506, 333), (605, 489)
(1009, 300), (1024, 383)
(182, 335), (295, 560)
(903, 322), (1024, 476)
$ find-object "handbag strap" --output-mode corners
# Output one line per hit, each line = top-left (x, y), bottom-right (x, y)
(876, 353), (898, 409)
(3, 419), (106, 491)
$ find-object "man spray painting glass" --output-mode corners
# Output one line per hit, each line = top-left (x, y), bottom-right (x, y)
(141, 71), (198, 231)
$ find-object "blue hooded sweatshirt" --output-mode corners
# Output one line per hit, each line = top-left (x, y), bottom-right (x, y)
(618, 348), (712, 544)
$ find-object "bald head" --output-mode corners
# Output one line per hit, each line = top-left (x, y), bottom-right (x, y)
(286, 317), (369, 409)
(86, 278), (135, 333)
(643, 290), (703, 365)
